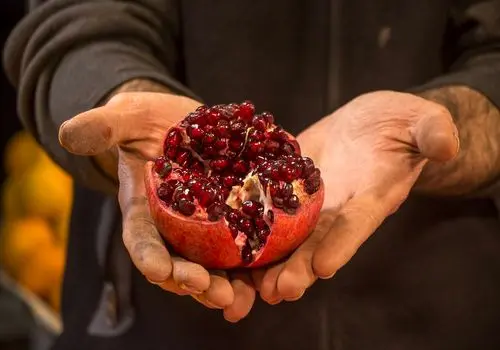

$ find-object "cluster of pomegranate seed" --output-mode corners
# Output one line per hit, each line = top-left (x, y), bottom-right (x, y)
(152, 101), (321, 264)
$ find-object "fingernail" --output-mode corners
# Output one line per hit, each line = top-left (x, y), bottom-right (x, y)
(179, 282), (202, 295)
(318, 272), (336, 280)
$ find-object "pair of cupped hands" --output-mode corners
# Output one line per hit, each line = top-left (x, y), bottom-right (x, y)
(59, 90), (458, 322)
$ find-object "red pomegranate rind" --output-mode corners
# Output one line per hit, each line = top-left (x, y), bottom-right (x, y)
(248, 182), (324, 268)
(146, 162), (324, 269)
(145, 162), (242, 268)
(144, 101), (325, 269)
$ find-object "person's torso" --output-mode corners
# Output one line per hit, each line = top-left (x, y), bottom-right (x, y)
(55, 1), (500, 350)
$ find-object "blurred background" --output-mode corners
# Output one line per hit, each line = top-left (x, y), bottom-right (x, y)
(1, 2), (72, 349)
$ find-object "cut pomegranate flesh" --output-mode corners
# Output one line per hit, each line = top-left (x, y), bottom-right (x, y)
(145, 101), (324, 269)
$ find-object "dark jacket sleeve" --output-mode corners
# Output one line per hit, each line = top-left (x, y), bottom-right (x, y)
(3, 0), (199, 194)
(411, 0), (500, 105)
(409, 0), (500, 197)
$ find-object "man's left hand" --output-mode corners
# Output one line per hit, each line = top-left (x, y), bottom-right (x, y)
(256, 90), (459, 304)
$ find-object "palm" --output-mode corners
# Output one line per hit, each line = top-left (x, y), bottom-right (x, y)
(60, 92), (256, 321)
(257, 91), (458, 304)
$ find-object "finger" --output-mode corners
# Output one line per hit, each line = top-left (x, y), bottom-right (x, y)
(154, 278), (191, 296)
(259, 263), (285, 305)
(251, 269), (266, 292)
(119, 153), (173, 283)
(121, 195), (173, 283)
(413, 108), (459, 162)
(59, 93), (200, 156)
(312, 194), (387, 279)
(192, 294), (221, 309)
(223, 273), (256, 323)
(171, 256), (210, 294)
(58, 106), (127, 155)
(199, 272), (235, 309)
(277, 211), (336, 300)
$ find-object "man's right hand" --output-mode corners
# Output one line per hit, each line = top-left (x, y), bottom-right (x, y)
(58, 92), (255, 322)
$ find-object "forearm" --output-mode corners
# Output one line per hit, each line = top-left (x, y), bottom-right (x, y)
(94, 79), (173, 183)
(414, 85), (500, 196)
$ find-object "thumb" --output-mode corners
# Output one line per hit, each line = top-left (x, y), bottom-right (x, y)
(413, 107), (459, 162)
(58, 105), (127, 155)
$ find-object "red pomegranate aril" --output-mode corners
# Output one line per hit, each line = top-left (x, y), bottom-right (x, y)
(223, 175), (237, 188)
(203, 146), (218, 157)
(232, 160), (248, 174)
(229, 224), (239, 238)
(202, 132), (217, 145)
(251, 115), (268, 131)
(191, 161), (205, 174)
(146, 100), (325, 269)
(269, 181), (280, 197)
(154, 157), (172, 178)
(236, 101), (255, 122)
(226, 209), (240, 224)
(214, 138), (227, 150)
(257, 227), (270, 240)
(238, 217), (254, 234)
(241, 200), (262, 217)
(178, 198), (196, 216)
(281, 142), (295, 155)
(215, 120), (230, 137)
(207, 109), (222, 125)
(302, 157), (315, 178)
(248, 141), (265, 155)
(187, 124), (204, 140)
(273, 197), (284, 208)
(187, 179), (203, 195)
(230, 120), (246, 135)
(165, 146), (177, 160)
(281, 183), (293, 199)
(265, 140), (280, 153)
(157, 183), (174, 203)
(196, 105), (208, 113)
(174, 186), (193, 202)
(198, 187), (216, 207)
(254, 217), (268, 230)
(207, 202), (226, 221)
(270, 168), (281, 181)
(261, 111), (274, 124)
(210, 157), (230, 172)
(175, 149), (191, 165)
(305, 169), (321, 195)
(287, 195), (300, 208)
(241, 244), (253, 264)
(228, 139), (243, 151)
(166, 128), (182, 147)
(167, 179), (181, 188)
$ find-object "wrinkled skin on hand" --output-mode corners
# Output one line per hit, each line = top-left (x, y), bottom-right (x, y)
(256, 90), (459, 304)
(59, 93), (256, 322)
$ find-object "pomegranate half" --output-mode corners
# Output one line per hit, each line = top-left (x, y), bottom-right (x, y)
(145, 101), (324, 269)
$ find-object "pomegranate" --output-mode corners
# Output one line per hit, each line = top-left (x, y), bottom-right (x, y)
(145, 101), (324, 269)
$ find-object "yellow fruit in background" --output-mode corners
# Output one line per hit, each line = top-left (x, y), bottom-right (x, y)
(54, 213), (71, 244)
(48, 282), (62, 312)
(1, 177), (25, 221)
(3, 131), (43, 175)
(16, 244), (65, 298)
(0, 218), (56, 277)
(19, 159), (73, 222)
